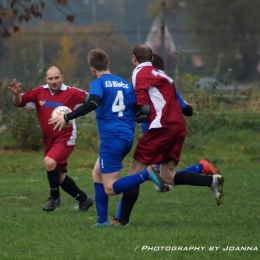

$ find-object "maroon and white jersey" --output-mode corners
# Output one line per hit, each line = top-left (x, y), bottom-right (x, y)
(132, 62), (186, 130)
(17, 83), (88, 149)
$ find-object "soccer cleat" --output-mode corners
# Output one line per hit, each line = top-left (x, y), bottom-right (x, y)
(109, 218), (129, 227)
(199, 158), (220, 175)
(211, 174), (225, 206)
(78, 196), (94, 212)
(42, 197), (61, 212)
(149, 165), (168, 193)
(91, 221), (110, 227)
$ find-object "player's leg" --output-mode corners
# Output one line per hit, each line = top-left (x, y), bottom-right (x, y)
(92, 137), (131, 226)
(44, 143), (93, 212)
(59, 169), (93, 213)
(176, 158), (220, 175)
(153, 128), (224, 205)
(114, 129), (167, 226)
(92, 157), (110, 227)
(114, 159), (147, 226)
(154, 161), (224, 205)
(43, 155), (61, 211)
(98, 137), (162, 195)
(173, 165), (224, 205)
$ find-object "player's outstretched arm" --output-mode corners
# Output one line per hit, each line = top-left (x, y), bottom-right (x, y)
(8, 79), (23, 106)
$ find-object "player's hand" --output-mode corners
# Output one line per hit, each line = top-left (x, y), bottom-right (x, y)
(48, 112), (66, 131)
(8, 79), (22, 95)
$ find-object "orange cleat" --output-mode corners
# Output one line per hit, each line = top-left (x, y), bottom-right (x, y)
(109, 218), (129, 227)
(199, 158), (220, 175)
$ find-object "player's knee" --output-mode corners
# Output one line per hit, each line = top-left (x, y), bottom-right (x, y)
(92, 168), (102, 182)
(104, 185), (116, 196)
(44, 157), (57, 171)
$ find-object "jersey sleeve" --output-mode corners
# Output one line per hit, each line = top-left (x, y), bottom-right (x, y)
(71, 87), (89, 104)
(89, 79), (103, 98)
(20, 87), (39, 107)
(134, 73), (151, 105)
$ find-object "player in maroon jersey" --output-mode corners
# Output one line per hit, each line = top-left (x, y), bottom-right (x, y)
(8, 66), (93, 212)
(116, 45), (225, 226)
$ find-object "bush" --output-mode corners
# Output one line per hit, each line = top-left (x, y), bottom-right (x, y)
(0, 52), (44, 150)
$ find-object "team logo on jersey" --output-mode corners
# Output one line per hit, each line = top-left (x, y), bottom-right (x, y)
(105, 81), (129, 88)
(39, 100), (63, 108)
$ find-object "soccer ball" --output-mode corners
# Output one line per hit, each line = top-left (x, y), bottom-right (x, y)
(153, 183), (174, 193)
(51, 106), (72, 128)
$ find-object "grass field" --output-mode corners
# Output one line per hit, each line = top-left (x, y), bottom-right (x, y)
(0, 115), (260, 260)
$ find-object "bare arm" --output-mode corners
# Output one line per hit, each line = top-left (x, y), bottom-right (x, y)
(8, 79), (23, 106)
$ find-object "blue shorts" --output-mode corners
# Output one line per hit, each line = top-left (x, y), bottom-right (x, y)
(99, 138), (133, 173)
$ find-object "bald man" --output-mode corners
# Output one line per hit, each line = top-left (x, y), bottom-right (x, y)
(9, 66), (93, 212)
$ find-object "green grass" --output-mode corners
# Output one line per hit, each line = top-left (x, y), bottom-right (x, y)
(0, 118), (260, 260)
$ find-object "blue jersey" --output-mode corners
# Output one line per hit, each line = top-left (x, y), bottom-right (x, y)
(90, 74), (136, 141)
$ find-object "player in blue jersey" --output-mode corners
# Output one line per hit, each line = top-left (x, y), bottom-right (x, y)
(49, 49), (166, 227)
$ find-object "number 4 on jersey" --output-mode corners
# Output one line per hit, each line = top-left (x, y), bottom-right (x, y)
(112, 90), (125, 117)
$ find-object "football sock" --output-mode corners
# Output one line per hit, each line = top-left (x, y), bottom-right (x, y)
(47, 168), (60, 199)
(60, 175), (88, 202)
(174, 171), (213, 187)
(119, 186), (140, 225)
(112, 169), (149, 194)
(176, 164), (203, 175)
(94, 183), (109, 223)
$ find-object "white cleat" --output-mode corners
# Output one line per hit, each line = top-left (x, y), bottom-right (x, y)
(211, 174), (225, 206)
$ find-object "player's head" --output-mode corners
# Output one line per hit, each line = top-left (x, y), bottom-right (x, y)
(152, 53), (165, 71)
(87, 49), (110, 77)
(132, 44), (153, 67)
(45, 66), (64, 93)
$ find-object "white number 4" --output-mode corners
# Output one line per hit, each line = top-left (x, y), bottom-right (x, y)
(112, 90), (125, 117)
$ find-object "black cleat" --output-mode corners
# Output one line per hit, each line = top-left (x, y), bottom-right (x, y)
(78, 197), (94, 212)
(42, 197), (61, 212)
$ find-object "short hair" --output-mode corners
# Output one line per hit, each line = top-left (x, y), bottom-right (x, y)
(132, 44), (153, 63)
(152, 53), (165, 71)
(87, 49), (109, 71)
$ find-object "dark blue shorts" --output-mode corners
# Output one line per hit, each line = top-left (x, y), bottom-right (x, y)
(99, 138), (133, 173)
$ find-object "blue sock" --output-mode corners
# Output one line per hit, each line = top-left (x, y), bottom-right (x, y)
(112, 169), (149, 194)
(176, 164), (203, 175)
(94, 183), (108, 223)
(115, 197), (122, 220)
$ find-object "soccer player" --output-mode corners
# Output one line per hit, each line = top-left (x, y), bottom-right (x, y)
(151, 53), (219, 176)
(113, 44), (224, 226)
(111, 53), (220, 225)
(49, 49), (165, 227)
(8, 66), (94, 212)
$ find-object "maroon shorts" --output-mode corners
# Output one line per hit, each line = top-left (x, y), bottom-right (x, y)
(133, 128), (186, 165)
(44, 142), (74, 173)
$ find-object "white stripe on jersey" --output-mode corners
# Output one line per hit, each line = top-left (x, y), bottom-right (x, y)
(25, 102), (36, 109)
(67, 120), (77, 146)
(148, 86), (166, 129)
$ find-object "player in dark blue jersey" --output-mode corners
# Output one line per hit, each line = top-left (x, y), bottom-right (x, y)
(49, 49), (166, 227)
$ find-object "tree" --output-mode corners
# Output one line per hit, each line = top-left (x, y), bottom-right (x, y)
(185, 0), (260, 81)
(55, 32), (79, 79)
(0, 0), (75, 38)
(149, 0), (260, 81)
